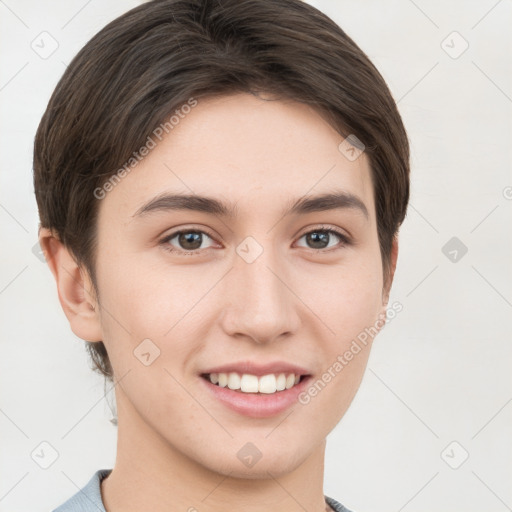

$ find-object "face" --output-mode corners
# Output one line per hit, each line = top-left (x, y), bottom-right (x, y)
(90, 92), (391, 478)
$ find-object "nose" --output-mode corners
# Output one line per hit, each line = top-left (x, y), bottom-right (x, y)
(219, 243), (301, 345)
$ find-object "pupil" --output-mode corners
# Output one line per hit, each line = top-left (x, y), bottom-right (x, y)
(308, 231), (329, 249)
(179, 232), (202, 250)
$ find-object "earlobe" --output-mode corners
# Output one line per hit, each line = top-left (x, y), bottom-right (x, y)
(39, 227), (103, 342)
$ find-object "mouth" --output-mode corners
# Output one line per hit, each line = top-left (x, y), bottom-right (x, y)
(200, 371), (308, 394)
(198, 366), (313, 418)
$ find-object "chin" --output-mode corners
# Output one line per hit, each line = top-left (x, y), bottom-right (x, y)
(197, 442), (311, 480)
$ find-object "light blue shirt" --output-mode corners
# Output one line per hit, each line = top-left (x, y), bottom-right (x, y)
(52, 468), (353, 512)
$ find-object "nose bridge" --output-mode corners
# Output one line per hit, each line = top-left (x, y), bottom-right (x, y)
(221, 236), (300, 343)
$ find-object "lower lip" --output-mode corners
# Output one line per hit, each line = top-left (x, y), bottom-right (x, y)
(199, 375), (312, 418)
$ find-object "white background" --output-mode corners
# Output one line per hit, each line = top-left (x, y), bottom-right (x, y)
(0, 1), (511, 511)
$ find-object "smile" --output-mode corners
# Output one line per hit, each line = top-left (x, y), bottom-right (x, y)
(202, 372), (303, 394)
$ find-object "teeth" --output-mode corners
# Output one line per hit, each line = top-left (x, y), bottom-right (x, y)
(241, 374), (259, 393)
(207, 372), (303, 394)
(258, 374), (276, 394)
(218, 373), (228, 387)
(227, 372), (241, 390)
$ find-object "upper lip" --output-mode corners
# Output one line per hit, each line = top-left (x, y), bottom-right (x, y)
(201, 361), (310, 377)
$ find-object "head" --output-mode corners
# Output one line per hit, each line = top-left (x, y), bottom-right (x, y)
(34, 0), (409, 478)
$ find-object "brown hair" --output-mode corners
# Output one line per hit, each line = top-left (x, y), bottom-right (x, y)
(33, 0), (410, 383)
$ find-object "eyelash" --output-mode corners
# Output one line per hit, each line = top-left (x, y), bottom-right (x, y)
(159, 225), (351, 256)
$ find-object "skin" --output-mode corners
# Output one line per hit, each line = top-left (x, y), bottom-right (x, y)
(41, 92), (398, 512)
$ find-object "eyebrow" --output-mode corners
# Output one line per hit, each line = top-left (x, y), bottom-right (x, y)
(132, 190), (369, 220)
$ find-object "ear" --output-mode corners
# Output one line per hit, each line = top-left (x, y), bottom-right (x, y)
(375, 235), (399, 330)
(39, 227), (103, 342)
(382, 235), (399, 307)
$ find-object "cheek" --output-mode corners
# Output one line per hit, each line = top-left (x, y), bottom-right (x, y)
(296, 280), (381, 433)
(295, 255), (383, 407)
(299, 254), (384, 339)
(95, 248), (213, 381)
(97, 247), (182, 328)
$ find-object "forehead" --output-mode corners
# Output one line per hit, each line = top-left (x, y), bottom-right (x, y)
(99, 92), (374, 224)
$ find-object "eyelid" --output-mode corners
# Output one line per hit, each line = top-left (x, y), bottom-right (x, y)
(159, 225), (219, 254)
(294, 224), (351, 251)
(296, 223), (350, 241)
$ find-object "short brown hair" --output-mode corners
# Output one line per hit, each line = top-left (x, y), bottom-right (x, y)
(33, 0), (410, 383)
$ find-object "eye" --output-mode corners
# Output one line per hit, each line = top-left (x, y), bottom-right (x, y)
(160, 228), (217, 255)
(159, 225), (351, 256)
(295, 226), (350, 251)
